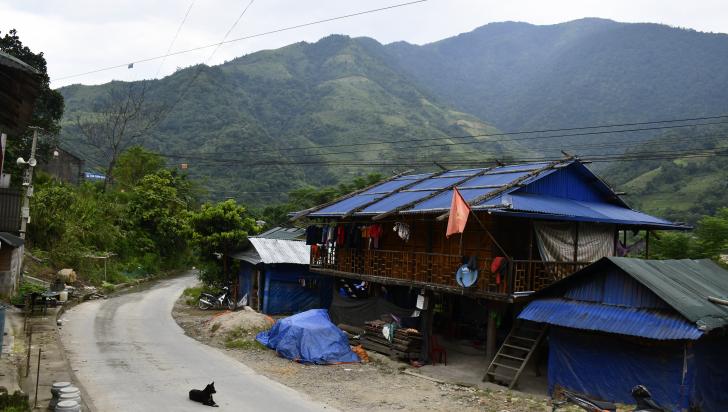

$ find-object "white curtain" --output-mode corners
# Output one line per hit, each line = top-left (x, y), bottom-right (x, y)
(533, 221), (614, 262)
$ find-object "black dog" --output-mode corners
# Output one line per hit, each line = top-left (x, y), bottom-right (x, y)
(189, 382), (218, 407)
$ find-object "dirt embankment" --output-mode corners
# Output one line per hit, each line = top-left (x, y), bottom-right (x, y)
(172, 293), (558, 412)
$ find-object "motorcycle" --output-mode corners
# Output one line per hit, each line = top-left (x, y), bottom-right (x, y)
(552, 385), (665, 412)
(198, 283), (236, 311)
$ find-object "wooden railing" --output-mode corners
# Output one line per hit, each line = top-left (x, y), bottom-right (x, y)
(311, 247), (590, 298)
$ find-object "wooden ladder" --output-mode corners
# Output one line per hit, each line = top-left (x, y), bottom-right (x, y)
(482, 320), (547, 389)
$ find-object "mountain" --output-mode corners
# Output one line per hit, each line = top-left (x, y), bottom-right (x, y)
(384, 18), (728, 152)
(59, 35), (523, 205)
(604, 123), (728, 225)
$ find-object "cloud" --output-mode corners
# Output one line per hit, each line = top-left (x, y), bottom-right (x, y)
(2, 0), (727, 88)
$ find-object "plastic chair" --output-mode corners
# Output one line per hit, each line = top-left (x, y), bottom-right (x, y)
(430, 335), (447, 365)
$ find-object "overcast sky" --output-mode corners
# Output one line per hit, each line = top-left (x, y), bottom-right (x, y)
(3, 0), (728, 88)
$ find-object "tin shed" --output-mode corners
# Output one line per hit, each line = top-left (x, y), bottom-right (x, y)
(232, 228), (332, 315)
(519, 257), (728, 411)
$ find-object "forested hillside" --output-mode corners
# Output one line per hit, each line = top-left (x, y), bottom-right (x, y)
(605, 123), (728, 224)
(59, 35), (522, 205)
(58, 19), (728, 219)
(385, 18), (728, 152)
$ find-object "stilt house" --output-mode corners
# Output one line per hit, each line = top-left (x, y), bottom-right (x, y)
(294, 158), (687, 378)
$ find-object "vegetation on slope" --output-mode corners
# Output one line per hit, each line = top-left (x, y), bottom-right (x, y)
(58, 35), (526, 206)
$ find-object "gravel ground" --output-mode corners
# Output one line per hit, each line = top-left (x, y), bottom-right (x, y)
(171, 294), (563, 412)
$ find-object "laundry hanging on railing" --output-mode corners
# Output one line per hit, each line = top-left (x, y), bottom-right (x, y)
(305, 223), (384, 250)
(533, 222), (614, 262)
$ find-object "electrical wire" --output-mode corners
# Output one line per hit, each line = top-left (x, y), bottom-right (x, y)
(154, 0), (196, 78)
(53, 0), (429, 82)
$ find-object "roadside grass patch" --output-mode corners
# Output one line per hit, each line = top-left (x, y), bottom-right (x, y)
(223, 326), (267, 350)
(183, 285), (214, 306)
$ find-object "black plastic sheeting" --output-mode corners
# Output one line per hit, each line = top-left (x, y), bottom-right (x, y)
(328, 293), (415, 327)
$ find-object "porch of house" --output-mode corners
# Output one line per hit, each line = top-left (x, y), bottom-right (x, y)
(311, 247), (589, 300)
(415, 336), (549, 396)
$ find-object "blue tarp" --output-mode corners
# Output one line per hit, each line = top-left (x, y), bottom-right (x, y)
(256, 309), (360, 364)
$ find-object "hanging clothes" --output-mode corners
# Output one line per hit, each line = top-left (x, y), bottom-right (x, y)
(393, 222), (410, 242)
(321, 224), (329, 244)
(337, 225), (346, 245)
(370, 224), (382, 249)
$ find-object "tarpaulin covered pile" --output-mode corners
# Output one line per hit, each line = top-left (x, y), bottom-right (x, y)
(256, 309), (360, 364)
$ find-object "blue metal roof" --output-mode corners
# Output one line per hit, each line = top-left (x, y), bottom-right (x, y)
(361, 179), (414, 195)
(406, 188), (497, 212)
(299, 160), (683, 229)
(309, 193), (382, 216)
(360, 191), (435, 214)
(406, 176), (464, 190)
(476, 193), (681, 229)
(519, 298), (703, 340)
(459, 171), (531, 188)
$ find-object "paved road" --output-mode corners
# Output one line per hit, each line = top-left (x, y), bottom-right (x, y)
(60, 274), (332, 411)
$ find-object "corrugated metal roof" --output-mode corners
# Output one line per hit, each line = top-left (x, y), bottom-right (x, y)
(297, 160), (683, 229)
(361, 179), (413, 195)
(607, 258), (728, 332)
(0, 232), (24, 248)
(255, 227), (305, 240)
(524, 257), (728, 334)
(406, 177), (464, 191)
(309, 193), (382, 216)
(405, 188), (497, 212)
(359, 191), (434, 214)
(231, 238), (309, 265)
(459, 171), (531, 188)
(477, 193), (681, 229)
(519, 298), (703, 340)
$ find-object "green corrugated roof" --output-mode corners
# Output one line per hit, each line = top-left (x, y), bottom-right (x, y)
(606, 257), (728, 332)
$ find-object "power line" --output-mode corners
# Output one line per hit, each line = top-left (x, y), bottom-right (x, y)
(53, 0), (428, 82)
(155, 0), (196, 78)
(160, 117), (728, 161)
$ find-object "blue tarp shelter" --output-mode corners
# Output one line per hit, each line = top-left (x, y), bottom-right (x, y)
(519, 257), (728, 412)
(256, 309), (360, 364)
(232, 229), (332, 315)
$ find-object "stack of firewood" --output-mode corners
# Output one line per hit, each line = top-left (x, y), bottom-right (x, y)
(360, 320), (422, 360)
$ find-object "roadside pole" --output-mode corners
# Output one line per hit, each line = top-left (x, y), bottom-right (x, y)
(19, 127), (40, 240)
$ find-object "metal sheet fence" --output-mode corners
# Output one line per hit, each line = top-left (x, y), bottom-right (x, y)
(0, 188), (21, 232)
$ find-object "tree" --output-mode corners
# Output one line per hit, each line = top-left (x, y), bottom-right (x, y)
(190, 200), (259, 284)
(0, 29), (64, 175)
(114, 146), (165, 188)
(126, 169), (192, 261)
(75, 82), (162, 191)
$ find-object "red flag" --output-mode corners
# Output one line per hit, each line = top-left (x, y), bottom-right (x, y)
(446, 187), (470, 238)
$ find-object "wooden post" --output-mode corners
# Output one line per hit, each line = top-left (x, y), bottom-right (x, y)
(486, 309), (497, 363)
(33, 347), (41, 408)
(25, 326), (32, 377)
(573, 222), (579, 263)
(645, 230), (650, 259)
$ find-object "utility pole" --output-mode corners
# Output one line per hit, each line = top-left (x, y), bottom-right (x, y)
(18, 127), (40, 239)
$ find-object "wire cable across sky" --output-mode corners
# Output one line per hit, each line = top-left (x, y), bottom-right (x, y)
(53, 0), (429, 82)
